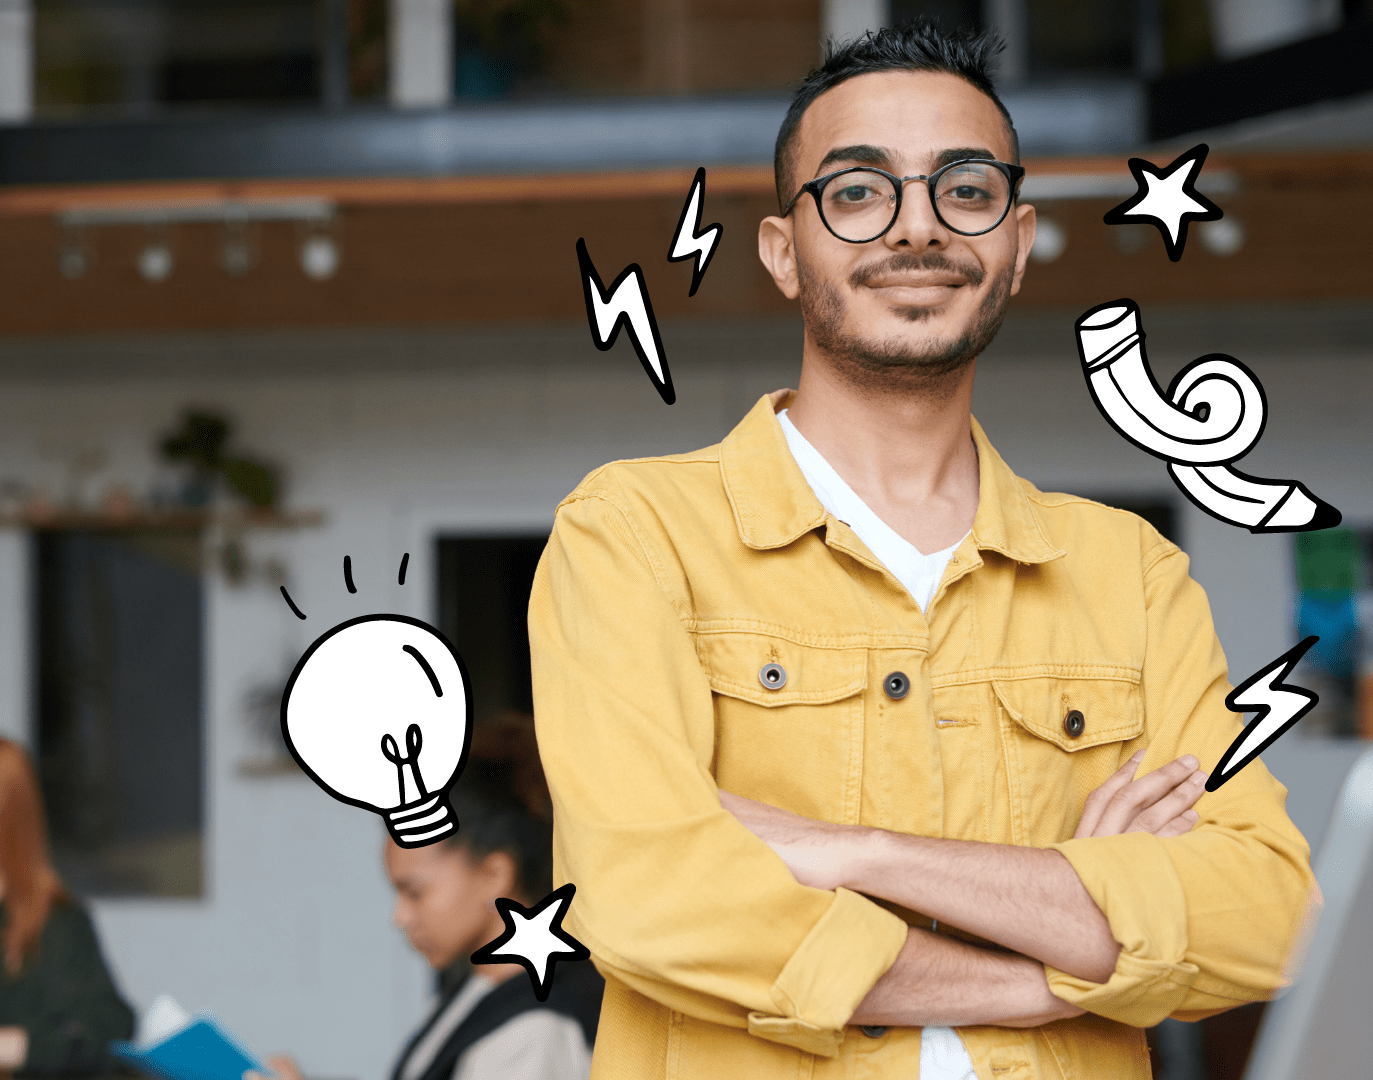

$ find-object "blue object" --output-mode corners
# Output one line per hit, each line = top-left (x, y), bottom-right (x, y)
(111, 1017), (267, 1080)
(1297, 594), (1359, 678)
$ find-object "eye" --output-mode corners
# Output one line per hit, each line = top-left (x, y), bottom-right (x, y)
(834, 183), (880, 203)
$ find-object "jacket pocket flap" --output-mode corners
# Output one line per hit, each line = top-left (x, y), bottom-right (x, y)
(992, 675), (1143, 751)
(696, 632), (867, 707)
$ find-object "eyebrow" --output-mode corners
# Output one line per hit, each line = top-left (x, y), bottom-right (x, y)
(815, 144), (892, 176)
(813, 144), (1002, 179)
(934, 147), (999, 169)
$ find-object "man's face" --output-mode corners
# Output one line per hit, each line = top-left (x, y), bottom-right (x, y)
(761, 70), (1036, 390)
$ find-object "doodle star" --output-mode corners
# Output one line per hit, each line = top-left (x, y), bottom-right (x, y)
(530, 20), (1319, 1080)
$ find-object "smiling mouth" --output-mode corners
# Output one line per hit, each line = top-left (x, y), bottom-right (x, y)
(869, 278), (965, 289)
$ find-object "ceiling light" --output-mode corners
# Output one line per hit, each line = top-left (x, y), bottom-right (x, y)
(1200, 217), (1246, 257)
(1030, 218), (1067, 263)
(138, 243), (174, 282)
(299, 235), (340, 281)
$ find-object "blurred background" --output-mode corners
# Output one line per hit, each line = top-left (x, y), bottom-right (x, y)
(0, 0), (1370, 1077)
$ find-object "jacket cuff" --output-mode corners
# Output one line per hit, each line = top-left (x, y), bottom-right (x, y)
(749, 887), (908, 1057)
(1044, 832), (1200, 1026)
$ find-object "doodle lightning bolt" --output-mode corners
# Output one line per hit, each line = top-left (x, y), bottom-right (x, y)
(667, 167), (723, 297)
(576, 238), (674, 405)
(1206, 636), (1321, 792)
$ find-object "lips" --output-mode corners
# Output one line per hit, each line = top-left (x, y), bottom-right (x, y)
(866, 277), (966, 289)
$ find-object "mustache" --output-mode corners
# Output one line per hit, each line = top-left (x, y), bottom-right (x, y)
(848, 251), (985, 290)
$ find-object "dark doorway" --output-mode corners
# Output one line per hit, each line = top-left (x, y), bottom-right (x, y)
(35, 528), (203, 897)
(436, 536), (548, 727)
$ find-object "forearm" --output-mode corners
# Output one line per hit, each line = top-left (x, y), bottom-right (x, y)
(849, 927), (1079, 1029)
(846, 831), (1120, 984)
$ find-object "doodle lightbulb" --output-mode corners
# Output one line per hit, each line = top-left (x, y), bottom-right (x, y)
(281, 614), (471, 847)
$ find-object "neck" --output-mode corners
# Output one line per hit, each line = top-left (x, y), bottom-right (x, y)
(785, 349), (980, 554)
(468, 902), (526, 987)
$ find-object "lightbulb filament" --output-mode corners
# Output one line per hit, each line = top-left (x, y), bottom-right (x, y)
(381, 722), (428, 806)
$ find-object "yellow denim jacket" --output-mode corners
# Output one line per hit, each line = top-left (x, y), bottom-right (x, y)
(529, 390), (1316, 1080)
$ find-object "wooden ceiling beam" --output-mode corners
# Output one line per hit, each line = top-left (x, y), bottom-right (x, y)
(2, 149), (1370, 219)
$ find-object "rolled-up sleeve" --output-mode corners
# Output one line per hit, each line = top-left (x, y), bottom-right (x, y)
(529, 489), (908, 1057)
(1044, 541), (1319, 1027)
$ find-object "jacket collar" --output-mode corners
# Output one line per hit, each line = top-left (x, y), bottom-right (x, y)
(719, 390), (1063, 565)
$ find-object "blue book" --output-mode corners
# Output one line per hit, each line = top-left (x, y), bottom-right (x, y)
(111, 1016), (268, 1080)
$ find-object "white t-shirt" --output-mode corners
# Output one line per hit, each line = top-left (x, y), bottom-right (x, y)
(778, 409), (977, 1080)
(400, 972), (593, 1080)
(778, 410), (966, 613)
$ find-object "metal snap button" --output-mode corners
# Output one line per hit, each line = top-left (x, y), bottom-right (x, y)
(883, 672), (910, 700)
(861, 1025), (888, 1038)
(759, 662), (787, 690)
(1064, 709), (1085, 738)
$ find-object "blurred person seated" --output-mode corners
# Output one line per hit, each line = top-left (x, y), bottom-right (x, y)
(268, 741), (602, 1080)
(0, 739), (135, 1074)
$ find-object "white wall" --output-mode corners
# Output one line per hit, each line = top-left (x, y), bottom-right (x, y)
(1206, 0), (1342, 60)
(0, 306), (1367, 1076)
(0, 0), (32, 122)
(389, 0), (451, 108)
(822, 0), (886, 48)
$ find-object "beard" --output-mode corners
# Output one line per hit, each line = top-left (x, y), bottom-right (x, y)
(797, 248), (1014, 397)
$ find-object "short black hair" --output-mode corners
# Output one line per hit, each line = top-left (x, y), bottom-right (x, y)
(774, 19), (1020, 210)
(444, 756), (553, 900)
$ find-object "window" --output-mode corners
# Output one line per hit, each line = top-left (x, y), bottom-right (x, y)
(1025, 0), (1136, 79)
(35, 528), (203, 898)
(888, 0), (981, 33)
(33, 0), (388, 117)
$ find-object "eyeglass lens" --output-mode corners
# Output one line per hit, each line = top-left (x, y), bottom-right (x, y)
(818, 164), (1012, 241)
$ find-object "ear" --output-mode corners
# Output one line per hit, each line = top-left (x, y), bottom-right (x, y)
(1009, 201), (1037, 297)
(478, 849), (520, 901)
(758, 214), (801, 301)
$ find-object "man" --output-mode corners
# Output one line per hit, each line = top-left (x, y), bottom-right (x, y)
(529, 22), (1317, 1080)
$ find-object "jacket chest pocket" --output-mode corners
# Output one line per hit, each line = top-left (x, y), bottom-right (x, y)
(992, 674), (1145, 847)
(696, 631), (868, 823)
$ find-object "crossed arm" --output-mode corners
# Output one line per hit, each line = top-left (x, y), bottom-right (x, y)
(720, 750), (1209, 1029)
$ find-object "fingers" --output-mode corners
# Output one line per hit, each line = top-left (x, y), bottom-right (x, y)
(1074, 749), (1145, 839)
(1127, 769), (1208, 836)
(1093, 754), (1201, 837)
(1149, 808), (1201, 840)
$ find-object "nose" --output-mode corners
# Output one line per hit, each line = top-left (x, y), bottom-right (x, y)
(883, 178), (950, 250)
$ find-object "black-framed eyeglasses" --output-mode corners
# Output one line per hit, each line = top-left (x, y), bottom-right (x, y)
(782, 158), (1026, 243)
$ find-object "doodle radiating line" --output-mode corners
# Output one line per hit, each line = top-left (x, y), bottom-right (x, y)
(667, 167), (723, 297)
(1207, 637), (1321, 791)
(1074, 299), (1341, 532)
(576, 238), (674, 405)
(1103, 143), (1222, 262)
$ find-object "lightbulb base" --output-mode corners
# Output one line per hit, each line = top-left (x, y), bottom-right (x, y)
(385, 792), (457, 847)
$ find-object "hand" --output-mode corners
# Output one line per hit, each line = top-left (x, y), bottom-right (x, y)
(1074, 750), (1208, 840)
(0, 1027), (26, 1071)
(718, 790), (859, 890)
(244, 1055), (305, 1080)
